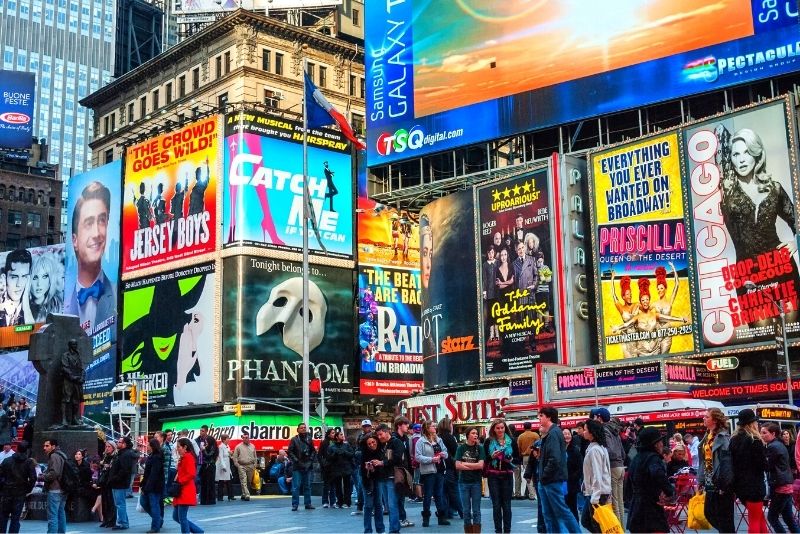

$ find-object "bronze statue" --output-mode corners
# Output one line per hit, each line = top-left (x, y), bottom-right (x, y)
(60, 339), (85, 426)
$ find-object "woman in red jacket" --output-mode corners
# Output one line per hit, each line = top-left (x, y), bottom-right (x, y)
(173, 438), (204, 533)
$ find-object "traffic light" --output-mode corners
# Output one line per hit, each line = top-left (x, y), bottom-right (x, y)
(139, 390), (148, 405)
(129, 385), (137, 403)
(234, 403), (242, 417)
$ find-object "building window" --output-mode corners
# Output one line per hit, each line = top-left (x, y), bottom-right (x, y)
(49, 196), (56, 207)
(127, 102), (134, 123)
(166, 82), (173, 105)
(0, 185), (5, 199)
(262, 49), (270, 72)
(307, 63), (314, 80)
(360, 78), (365, 99)
(352, 113), (364, 135)
(264, 89), (280, 108)
(319, 66), (327, 88)
(349, 74), (356, 96)
(103, 115), (109, 135)
(104, 147), (113, 163)
(192, 68), (199, 90)
(275, 53), (284, 75)
(140, 96), (147, 117)
(224, 51), (231, 74)
(152, 89), (159, 110)
(28, 213), (41, 228)
(179, 75), (186, 98)
(8, 211), (22, 225)
(218, 93), (228, 109)
(352, 8), (359, 26)
(110, 112), (115, 132)
(48, 215), (55, 231)
(215, 56), (222, 79)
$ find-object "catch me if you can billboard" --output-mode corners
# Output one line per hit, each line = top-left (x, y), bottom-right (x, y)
(365, 0), (800, 165)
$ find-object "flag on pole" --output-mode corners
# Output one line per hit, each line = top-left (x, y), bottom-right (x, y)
(304, 72), (366, 150)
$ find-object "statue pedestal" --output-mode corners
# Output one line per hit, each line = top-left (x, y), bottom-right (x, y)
(33, 428), (98, 463)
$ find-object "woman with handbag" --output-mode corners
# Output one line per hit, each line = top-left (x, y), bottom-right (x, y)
(172, 437), (204, 534)
(729, 409), (767, 533)
(763, 422), (800, 533)
(415, 420), (450, 527)
(141, 438), (165, 534)
(483, 419), (518, 534)
(698, 407), (735, 533)
(580, 419), (612, 534)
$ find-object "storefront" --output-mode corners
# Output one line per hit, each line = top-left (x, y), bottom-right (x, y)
(396, 387), (509, 432)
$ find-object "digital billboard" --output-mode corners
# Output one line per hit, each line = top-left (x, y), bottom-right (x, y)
(588, 133), (696, 361)
(357, 265), (423, 397)
(357, 198), (419, 270)
(122, 116), (219, 274)
(365, 1), (800, 165)
(0, 245), (65, 349)
(121, 263), (216, 407)
(223, 111), (353, 259)
(221, 256), (354, 402)
(0, 350), (39, 403)
(419, 189), (481, 388)
(475, 169), (558, 376)
(0, 71), (35, 150)
(684, 98), (800, 351)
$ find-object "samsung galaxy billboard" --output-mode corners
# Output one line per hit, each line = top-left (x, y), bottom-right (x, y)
(365, 0), (800, 166)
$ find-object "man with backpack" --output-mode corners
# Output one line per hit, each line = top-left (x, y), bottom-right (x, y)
(108, 437), (137, 530)
(43, 438), (70, 533)
(0, 440), (36, 533)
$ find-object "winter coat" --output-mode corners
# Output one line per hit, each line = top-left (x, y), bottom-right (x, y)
(729, 431), (767, 502)
(215, 443), (231, 481)
(698, 430), (732, 491)
(318, 438), (334, 476)
(141, 452), (164, 495)
(538, 425), (567, 485)
(173, 453), (197, 506)
(108, 447), (137, 489)
(43, 448), (65, 492)
(0, 452), (36, 497)
(415, 436), (448, 476)
(582, 442), (611, 505)
(392, 431), (413, 470)
(766, 439), (794, 490)
(627, 449), (674, 534)
(288, 434), (316, 472)
(76, 459), (93, 497)
(380, 436), (407, 479)
(360, 442), (384, 483)
(328, 441), (354, 477)
(604, 420), (625, 469)
(565, 438), (583, 495)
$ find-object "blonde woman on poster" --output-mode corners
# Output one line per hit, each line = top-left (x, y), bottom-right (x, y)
(610, 272), (638, 358)
(652, 263), (679, 353)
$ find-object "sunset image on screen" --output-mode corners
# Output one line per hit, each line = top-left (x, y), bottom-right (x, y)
(412, 0), (754, 116)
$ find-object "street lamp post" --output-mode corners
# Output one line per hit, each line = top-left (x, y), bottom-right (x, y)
(745, 281), (793, 405)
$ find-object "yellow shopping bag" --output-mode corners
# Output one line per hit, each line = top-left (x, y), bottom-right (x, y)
(251, 468), (261, 492)
(593, 503), (624, 534)
(687, 493), (712, 530)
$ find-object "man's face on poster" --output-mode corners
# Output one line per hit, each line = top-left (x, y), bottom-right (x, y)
(73, 198), (109, 270)
(6, 262), (30, 303)
(516, 216), (524, 229)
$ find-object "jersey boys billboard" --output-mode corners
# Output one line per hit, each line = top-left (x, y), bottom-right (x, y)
(122, 116), (219, 274)
(475, 169), (558, 376)
(589, 133), (696, 361)
(684, 99), (800, 351)
(366, 0), (800, 165)
(223, 111), (354, 259)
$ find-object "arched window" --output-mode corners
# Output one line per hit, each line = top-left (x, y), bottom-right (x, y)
(9, 186), (16, 201)
(0, 185), (6, 199)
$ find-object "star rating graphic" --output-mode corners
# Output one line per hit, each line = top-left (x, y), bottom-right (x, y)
(492, 189), (501, 202)
(491, 180), (536, 202)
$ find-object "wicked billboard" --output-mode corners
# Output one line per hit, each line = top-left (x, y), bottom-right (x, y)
(222, 256), (355, 402)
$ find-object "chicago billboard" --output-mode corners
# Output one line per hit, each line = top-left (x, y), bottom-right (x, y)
(222, 256), (354, 402)
(475, 168), (559, 376)
(366, 1), (800, 165)
(0, 71), (34, 150)
(589, 133), (696, 361)
(121, 263), (216, 407)
(684, 98), (800, 351)
(122, 116), (219, 274)
(223, 111), (353, 259)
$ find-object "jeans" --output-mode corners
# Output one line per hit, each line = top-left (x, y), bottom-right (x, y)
(352, 468), (364, 510)
(420, 472), (447, 517)
(322, 474), (336, 506)
(488, 475), (513, 533)
(538, 481), (581, 534)
(459, 482), (482, 526)
(291, 469), (312, 508)
(334, 474), (352, 506)
(377, 478), (401, 533)
(46, 491), (67, 534)
(277, 476), (289, 494)
(112, 488), (129, 528)
(768, 492), (800, 533)
(172, 505), (204, 533)
(396, 484), (407, 522)
(0, 495), (25, 533)
(443, 467), (462, 518)
(143, 491), (162, 531)
(363, 479), (385, 533)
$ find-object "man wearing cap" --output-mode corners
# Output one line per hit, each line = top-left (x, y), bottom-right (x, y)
(591, 407), (626, 525)
(537, 406), (581, 533)
(232, 431), (257, 501)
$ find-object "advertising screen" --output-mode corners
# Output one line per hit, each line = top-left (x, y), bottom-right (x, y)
(121, 263), (216, 407)
(223, 111), (353, 259)
(684, 99), (800, 351)
(0, 71), (35, 150)
(589, 133), (696, 361)
(475, 169), (558, 376)
(0, 245), (65, 349)
(357, 198), (419, 270)
(357, 265), (423, 397)
(122, 116), (219, 274)
(366, 1), (800, 165)
(0, 350), (39, 404)
(419, 189), (481, 388)
(221, 256), (354, 402)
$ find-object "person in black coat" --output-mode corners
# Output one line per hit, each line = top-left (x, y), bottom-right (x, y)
(523, 441), (546, 534)
(730, 409), (768, 533)
(563, 427), (583, 522)
(140, 438), (164, 533)
(763, 422), (800, 533)
(437, 417), (463, 520)
(328, 430), (354, 508)
(318, 429), (337, 508)
(627, 427), (674, 534)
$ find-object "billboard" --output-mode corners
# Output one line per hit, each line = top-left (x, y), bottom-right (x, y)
(0, 350), (39, 402)
(365, 1), (800, 165)
(222, 256), (354, 402)
(223, 111), (353, 259)
(122, 116), (219, 274)
(176, 0), (339, 14)
(121, 263), (216, 407)
(589, 133), (696, 361)
(419, 189), (481, 388)
(0, 71), (35, 150)
(475, 169), (558, 376)
(357, 265), (423, 397)
(357, 198), (419, 270)
(0, 245), (65, 348)
(684, 99), (800, 351)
